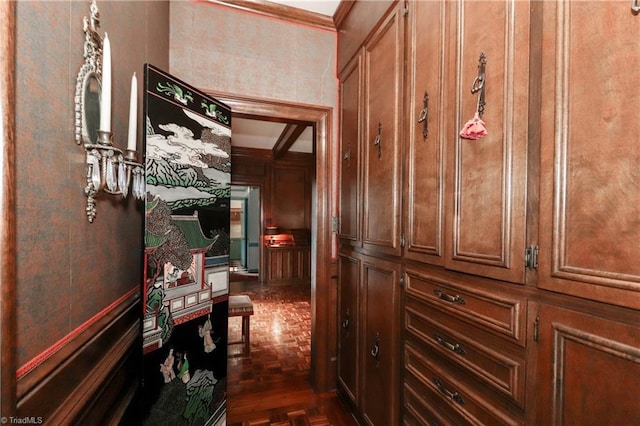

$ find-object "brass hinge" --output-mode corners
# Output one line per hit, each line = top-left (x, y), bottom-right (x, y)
(403, 2), (409, 17)
(533, 315), (540, 342)
(525, 245), (539, 270)
(332, 217), (339, 233)
(400, 275), (405, 288)
(400, 233), (406, 248)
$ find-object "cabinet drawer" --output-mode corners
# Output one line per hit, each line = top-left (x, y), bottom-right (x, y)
(404, 378), (460, 426)
(404, 343), (523, 426)
(405, 269), (526, 346)
(405, 296), (526, 407)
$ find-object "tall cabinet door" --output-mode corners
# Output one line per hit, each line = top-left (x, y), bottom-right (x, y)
(361, 254), (400, 426)
(337, 253), (360, 407)
(538, 1), (640, 309)
(338, 52), (363, 247)
(362, 6), (404, 257)
(404, 0), (447, 266)
(444, 0), (530, 284)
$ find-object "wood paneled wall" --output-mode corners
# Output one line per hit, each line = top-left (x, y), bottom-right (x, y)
(231, 146), (315, 233)
(16, 292), (141, 424)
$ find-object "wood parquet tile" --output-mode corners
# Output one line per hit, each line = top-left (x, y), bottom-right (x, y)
(227, 281), (358, 426)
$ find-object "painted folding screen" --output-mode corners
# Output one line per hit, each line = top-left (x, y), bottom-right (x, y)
(142, 64), (231, 426)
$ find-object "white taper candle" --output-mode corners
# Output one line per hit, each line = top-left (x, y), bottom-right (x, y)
(127, 72), (137, 151)
(99, 33), (111, 132)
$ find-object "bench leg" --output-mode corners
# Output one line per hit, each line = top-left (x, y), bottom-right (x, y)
(242, 316), (250, 356)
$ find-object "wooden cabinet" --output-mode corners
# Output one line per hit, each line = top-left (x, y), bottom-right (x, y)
(337, 253), (360, 407)
(337, 252), (400, 426)
(337, 2), (404, 256)
(361, 5), (404, 257)
(403, 0), (446, 266)
(532, 302), (640, 424)
(338, 52), (363, 246)
(404, 0), (530, 279)
(443, 0), (530, 284)
(529, 4), (640, 424)
(360, 254), (400, 426)
(271, 165), (311, 231)
(337, 1), (640, 425)
(336, 5), (404, 425)
(265, 246), (310, 286)
(403, 266), (527, 425)
(537, 0), (640, 309)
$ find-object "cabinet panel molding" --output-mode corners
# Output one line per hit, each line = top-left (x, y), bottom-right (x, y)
(338, 52), (363, 246)
(360, 254), (401, 426)
(445, 0), (529, 284)
(405, 268), (526, 346)
(405, 299), (526, 406)
(404, 378), (459, 426)
(337, 253), (360, 406)
(362, 7), (404, 256)
(535, 303), (640, 424)
(538, 0), (640, 308)
(404, 343), (523, 426)
(404, 0), (447, 265)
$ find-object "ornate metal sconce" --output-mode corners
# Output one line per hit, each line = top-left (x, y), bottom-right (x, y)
(74, 0), (144, 222)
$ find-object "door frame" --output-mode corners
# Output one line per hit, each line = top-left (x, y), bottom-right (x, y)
(1, 1), (17, 416)
(210, 91), (335, 392)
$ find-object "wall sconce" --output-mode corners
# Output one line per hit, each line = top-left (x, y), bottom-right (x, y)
(75, 0), (144, 222)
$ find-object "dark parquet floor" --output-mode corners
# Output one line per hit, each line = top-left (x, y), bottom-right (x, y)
(226, 280), (358, 426)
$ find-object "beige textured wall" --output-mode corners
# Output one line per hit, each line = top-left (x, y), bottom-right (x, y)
(14, 1), (169, 367)
(169, 0), (339, 262)
(169, 1), (337, 118)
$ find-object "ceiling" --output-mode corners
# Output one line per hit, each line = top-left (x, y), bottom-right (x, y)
(232, 118), (314, 154)
(230, 0), (340, 156)
(269, 0), (341, 16)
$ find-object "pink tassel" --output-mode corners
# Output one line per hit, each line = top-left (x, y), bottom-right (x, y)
(459, 112), (487, 140)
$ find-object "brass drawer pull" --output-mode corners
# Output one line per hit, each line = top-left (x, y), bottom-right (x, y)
(433, 377), (465, 405)
(433, 289), (466, 305)
(633, 0), (640, 14)
(434, 334), (466, 356)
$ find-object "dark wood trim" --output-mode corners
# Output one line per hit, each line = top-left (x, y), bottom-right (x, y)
(333, 0), (356, 29)
(209, 90), (335, 392)
(232, 146), (273, 161)
(17, 292), (141, 424)
(0, 0), (17, 417)
(208, 0), (336, 31)
(272, 123), (308, 160)
(232, 146), (315, 285)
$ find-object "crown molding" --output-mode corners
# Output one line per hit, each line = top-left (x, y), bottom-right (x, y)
(209, 0), (337, 31)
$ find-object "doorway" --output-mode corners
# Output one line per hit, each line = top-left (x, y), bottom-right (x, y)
(229, 185), (260, 281)
(210, 92), (334, 392)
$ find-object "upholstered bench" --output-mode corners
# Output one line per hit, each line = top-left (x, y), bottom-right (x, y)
(228, 295), (254, 356)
